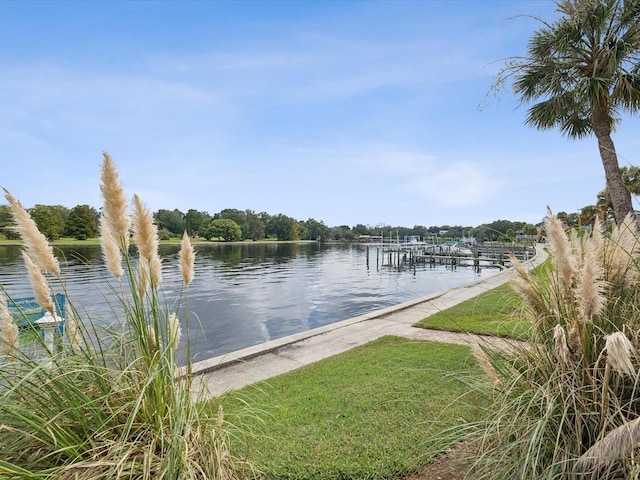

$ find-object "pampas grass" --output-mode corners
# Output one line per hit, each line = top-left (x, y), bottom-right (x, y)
(576, 416), (640, 472)
(132, 193), (162, 288)
(99, 214), (124, 279)
(100, 151), (130, 245)
(544, 206), (577, 297)
(180, 231), (195, 287)
(463, 209), (640, 479)
(0, 293), (18, 358)
(472, 344), (503, 390)
(553, 324), (572, 366)
(604, 332), (636, 377)
(169, 312), (182, 350)
(3, 188), (60, 277)
(21, 250), (55, 314)
(0, 152), (247, 479)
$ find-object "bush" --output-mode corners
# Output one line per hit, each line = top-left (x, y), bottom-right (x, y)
(158, 228), (173, 241)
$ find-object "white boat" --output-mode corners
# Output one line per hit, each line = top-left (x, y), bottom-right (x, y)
(400, 235), (428, 248)
(438, 241), (474, 256)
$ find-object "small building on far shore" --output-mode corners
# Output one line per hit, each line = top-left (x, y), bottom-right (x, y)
(358, 235), (383, 243)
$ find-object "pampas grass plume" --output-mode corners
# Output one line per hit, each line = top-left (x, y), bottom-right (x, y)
(607, 213), (639, 288)
(545, 207), (577, 294)
(575, 416), (640, 472)
(509, 254), (539, 307)
(576, 232), (606, 322)
(99, 215), (124, 280)
(169, 312), (181, 349)
(137, 258), (150, 298)
(553, 324), (572, 366)
(22, 251), (55, 314)
(0, 293), (19, 357)
(217, 404), (225, 429)
(66, 309), (81, 353)
(3, 188), (60, 277)
(567, 325), (581, 354)
(604, 332), (636, 377)
(147, 324), (158, 352)
(132, 194), (162, 288)
(100, 152), (130, 246)
(179, 231), (195, 286)
(472, 344), (503, 390)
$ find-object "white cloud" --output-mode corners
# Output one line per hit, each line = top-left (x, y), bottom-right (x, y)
(353, 148), (502, 209)
(412, 161), (503, 207)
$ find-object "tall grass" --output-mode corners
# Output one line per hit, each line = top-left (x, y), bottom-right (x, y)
(0, 152), (246, 479)
(465, 209), (640, 479)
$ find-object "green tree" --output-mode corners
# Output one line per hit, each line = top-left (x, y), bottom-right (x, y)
(202, 218), (242, 241)
(244, 210), (265, 241)
(578, 204), (599, 227)
(51, 205), (70, 225)
(497, 0), (640, 220)
(214, 208), (245, 229)
(301, 218), (329, 241)
(266, 214), (299, 241)
(184, 209), (210, 237)
(473, 219), (527, 242)
(597, 165), (640, 218)
(0, 204), (19, 240)
(351, 224), (371, 236)
(214, 208), (265, 240)
(154, 209), (185, 236)
(66, 204), (98, 240)
(330, 225), (355, 241)
(556, 211), (579, 228)
(29, 204), (65, 240)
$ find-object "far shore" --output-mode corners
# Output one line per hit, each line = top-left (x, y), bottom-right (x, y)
(0, 237), (321, 246)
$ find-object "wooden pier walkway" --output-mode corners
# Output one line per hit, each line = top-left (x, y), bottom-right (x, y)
(363, 242), (535, 270)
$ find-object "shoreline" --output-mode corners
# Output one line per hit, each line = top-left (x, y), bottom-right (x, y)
(189, 245), (548, 398)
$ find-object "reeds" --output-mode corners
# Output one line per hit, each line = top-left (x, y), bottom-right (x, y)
(465, 210), (640, 479)
(0, 153), (246, 479)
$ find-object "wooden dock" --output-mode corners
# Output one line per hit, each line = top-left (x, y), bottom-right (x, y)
(364, 242), (535, 271)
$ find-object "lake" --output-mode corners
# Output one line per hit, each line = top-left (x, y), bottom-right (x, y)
(0, 242), (495, 362)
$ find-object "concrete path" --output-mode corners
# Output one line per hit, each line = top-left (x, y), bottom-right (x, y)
(190, 247), (547, 398)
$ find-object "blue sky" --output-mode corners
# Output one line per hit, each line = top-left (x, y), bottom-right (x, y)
(1, 0), (639, 229)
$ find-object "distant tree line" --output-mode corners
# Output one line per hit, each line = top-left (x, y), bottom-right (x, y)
(0, 202), (544, 244)
(155, 208), (328, 242)
(0, 204), (99, 241)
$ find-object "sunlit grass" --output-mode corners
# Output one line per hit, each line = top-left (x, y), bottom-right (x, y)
(414, 282), (531, 339)
(213, 336), (489, 480)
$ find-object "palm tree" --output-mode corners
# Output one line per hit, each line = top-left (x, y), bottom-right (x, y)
(499, 0), (640, 220)
(597, 165), (640, 217)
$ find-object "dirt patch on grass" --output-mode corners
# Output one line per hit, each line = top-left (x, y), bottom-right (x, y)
(400, 444), (474, 480)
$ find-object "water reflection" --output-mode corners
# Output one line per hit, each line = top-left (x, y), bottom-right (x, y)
(1, 242), (493, 360)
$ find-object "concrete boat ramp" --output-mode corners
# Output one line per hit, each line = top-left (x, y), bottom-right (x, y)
(190, 247), (547, 398)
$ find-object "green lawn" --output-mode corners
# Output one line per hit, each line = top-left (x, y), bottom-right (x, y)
(212, 336), (489, 480)
(414, 282), (531, 339)
(209, 277), (540, 479)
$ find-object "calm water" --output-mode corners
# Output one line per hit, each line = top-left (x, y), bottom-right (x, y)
(0, 243), (494, 361)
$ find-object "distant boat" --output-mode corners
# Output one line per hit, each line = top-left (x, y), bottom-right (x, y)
(400, 235), (428, 248)
(438, 241), (474, 256)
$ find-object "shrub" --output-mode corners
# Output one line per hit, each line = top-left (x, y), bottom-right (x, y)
(467, 209), (640, 479)
(0, 152), (247, 479)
